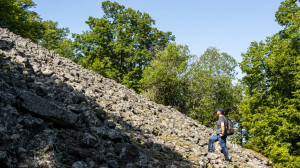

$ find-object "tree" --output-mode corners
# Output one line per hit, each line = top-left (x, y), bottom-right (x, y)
(39, 20), (74, 58)
(185, 47), (242, 127)
(239, 0), (300, 166)
(73, 0), (174, 91)
(0, 0), (44, 43)
(140, 43), (192, 108)
(0, 1), (74, 57)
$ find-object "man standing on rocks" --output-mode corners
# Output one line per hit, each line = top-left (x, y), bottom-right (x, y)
(208, 108), (230, 161)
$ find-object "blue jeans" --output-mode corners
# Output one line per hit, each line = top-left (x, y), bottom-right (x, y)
(208, 134), (229, 161)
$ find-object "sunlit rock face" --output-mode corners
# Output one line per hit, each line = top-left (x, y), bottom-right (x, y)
(0, 27), (271, 168)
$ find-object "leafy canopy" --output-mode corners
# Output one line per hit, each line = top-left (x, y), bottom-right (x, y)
(39, 20), (74, 58)
(0, 0), (44, 43)
(185, 47), (242, 127)
(73, 0), (174, 91)
(240, 0), (300, 167)
(140, 43), (192, 108)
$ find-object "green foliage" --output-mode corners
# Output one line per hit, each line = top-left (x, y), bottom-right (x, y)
(39, 20), (74, 58)
(0, 0), (44, 43)
(140, 43), (192, 108)
(73, 0), (174, 91)
(184, 47), (242, 127)
(239, 0), (300, 167)
(0, 1), (74, 57)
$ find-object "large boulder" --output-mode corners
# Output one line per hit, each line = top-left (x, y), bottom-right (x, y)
(17, 90), (78, 126)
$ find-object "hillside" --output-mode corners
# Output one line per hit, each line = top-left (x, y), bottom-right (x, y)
(0, 27), (272, 168)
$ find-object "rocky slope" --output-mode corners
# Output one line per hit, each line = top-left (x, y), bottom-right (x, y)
(0, 27), (272, 168)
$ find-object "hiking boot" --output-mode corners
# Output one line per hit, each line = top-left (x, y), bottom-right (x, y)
(225, 157), (232, 162)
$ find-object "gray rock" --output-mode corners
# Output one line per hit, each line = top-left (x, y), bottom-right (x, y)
(72, 161), (88, 168)
(90, 126), (109, 138)
(10, 134), (20, 140)
(104, 120), (116, 129)
(53, 57), (62, 65)
(0, 91), (16, 106)
(64, 73), (75, 81)
(68, 104), (88, 114)
(136, 151), (150, 166)
(81, 133), (98, 147)
(83, 110), (102, 127)
(17, 90), (78, 126)
(0, 39), (14, 50)
(24, 129), (63, 167)
(108, 129), (124, 142)
(21, 115), (44, 128)
(207, 152), (220, 160)
(42, 68), (54, 76)
(99, 163), (109, 168)
(0, 151), (7, 159)
(114, 143), (139, 165)
(108, 160), (118, 168)
(34, 86), (48, 97)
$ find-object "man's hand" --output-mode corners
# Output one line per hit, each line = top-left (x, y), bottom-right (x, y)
(219, 134), (223, 137)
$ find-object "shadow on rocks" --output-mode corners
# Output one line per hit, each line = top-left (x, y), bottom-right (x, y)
(0, 38), (193, 167)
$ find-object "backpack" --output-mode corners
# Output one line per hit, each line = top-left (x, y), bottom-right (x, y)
(227, 119), (234, 135)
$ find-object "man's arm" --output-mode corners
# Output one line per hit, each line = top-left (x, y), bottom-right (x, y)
(219, 122), (225, 136)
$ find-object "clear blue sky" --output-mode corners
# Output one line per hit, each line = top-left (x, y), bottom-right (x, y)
(32, 0), (283, 80)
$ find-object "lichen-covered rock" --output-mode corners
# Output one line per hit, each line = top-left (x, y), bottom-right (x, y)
(17, 90), (78, 126)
